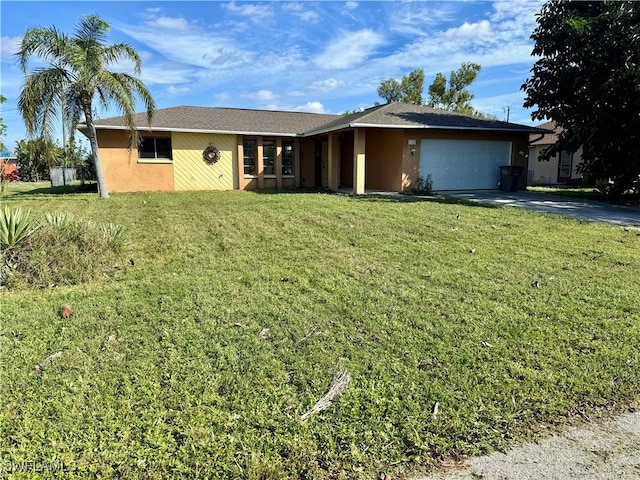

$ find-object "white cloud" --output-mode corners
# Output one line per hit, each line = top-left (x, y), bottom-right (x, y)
(445, 20), (493, 40)
(283, 3), (320, 22)
(223, 2), (274, 19)
(116, 15), (251, 71)
(310, 78), (345, 92)
(0, 36), (20, 62)
(297, 10), (320, 23)
(370, 0), (540, 78)
(293, 101), (326, 114)
(166, 85), (192, 95)
(140, 65), (195, 85)
(344, 2), (358, 11)
(144, 16), (193, 32)
(142, 7), (161, 16)
(245, 89), (278, 101)
(491, 0), (544, 22)
(390, 3), (457, 36)
(314, 29), (385, 69)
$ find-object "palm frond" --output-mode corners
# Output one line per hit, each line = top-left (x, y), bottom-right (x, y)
(103, 43), (143, 74)
(17, 68), (65, 139)
(74, 14), (109, 44)
(16, 27), (69, 73)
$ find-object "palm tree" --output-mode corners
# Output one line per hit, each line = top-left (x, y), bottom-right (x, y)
(16, 14), (155, 198)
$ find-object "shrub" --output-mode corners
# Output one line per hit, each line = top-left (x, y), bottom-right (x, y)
(1, 212), (128, 289)
(0, 206), (40, 251)
(410, 174), (434, 195)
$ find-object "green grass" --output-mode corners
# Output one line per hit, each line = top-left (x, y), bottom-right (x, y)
(528, 185), (640, 206)
(1, 183), (639, 479)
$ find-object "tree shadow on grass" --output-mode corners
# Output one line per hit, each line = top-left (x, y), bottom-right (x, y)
(250, 187), (499, 209)
(344, 193), (500, 209)
(6, 182), (98, 197)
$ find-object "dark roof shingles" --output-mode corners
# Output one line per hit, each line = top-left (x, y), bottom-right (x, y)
(92, 103), (545, 136)
(93, 106), (339, 135)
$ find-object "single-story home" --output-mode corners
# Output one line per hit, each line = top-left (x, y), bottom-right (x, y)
(528, 120), (583, 185)
(86, 102), (545, 194)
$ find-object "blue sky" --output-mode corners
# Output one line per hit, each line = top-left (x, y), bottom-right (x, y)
(1, 0), (544, 152)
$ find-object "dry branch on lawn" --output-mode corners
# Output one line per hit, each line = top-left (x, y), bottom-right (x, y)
(34, 351), (62, 373)
(300, 367), (351, 421)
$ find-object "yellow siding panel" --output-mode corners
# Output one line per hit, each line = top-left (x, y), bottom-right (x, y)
(173, 133), (237, 191)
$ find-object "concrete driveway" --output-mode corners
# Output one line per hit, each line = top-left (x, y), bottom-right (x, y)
(442, 190), (640, 227)
(415, 409), (640, 480)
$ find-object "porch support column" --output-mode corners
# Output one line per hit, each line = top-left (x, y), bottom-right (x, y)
(328, 132), (339, 191)
(257, 136), (264, 189)
(236, 136), (244, 190)
(353, 128), (366, 194)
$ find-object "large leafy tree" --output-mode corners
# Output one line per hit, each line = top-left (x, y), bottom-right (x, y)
(378, 68), (425, 104)
(377, 63), (482, 115)
(14, 138), (59, 182)
(16, 14), (155, 198)
(522, 1), (640, 195)
(427, 62), (481, 115)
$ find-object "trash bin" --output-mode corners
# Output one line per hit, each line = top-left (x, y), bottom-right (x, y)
(499, 165), (523, 191)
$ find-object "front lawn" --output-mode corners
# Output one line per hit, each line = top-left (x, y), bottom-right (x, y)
(1, 185), (639, 479)
(528, 185), (640, 207)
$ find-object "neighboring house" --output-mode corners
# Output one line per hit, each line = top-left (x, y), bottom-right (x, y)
(0, 158), (18, 182)
(84, 102), (544, 194)
(528, 120), (583, 185)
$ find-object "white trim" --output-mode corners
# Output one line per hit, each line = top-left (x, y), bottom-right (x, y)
(137, 158), (173, 164)
(304, 122), (543, 137)
(350, 123), (538, 133)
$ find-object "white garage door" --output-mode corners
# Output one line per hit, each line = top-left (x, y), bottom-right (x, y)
(420, 139), (512, 190)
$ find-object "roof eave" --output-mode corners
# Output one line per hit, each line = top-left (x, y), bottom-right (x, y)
(308, 122), (548, 135)
(80, 124), (301, 137)
(350, 123), (540, 133)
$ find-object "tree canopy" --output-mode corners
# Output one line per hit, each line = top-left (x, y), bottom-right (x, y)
(426, 62), (481, 115)
(16, 14), (155, 198)
(377, 68), (425, 105)
(522, 0), (640, 195)
(377, 63), (483, 116)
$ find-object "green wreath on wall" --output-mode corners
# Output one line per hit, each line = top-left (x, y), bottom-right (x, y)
(202, 144), (221, 165)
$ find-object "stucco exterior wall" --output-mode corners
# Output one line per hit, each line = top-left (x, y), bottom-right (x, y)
(172, 132), (236, 191)
(97, 130), (174, 193)
(299, 138), (316, 187)
(364, 129), (404, 192)
(528, 145), (584, 185)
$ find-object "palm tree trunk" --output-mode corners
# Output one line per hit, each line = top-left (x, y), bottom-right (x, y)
(83, 105), (109, 199)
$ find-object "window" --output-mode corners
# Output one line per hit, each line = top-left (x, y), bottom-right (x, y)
(243, 139), (257, 175)
(139, 136), (172, 160)
(263, 140), (275, 176)
(282, 141), (295, 176)
(559, 151), (573, 178)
